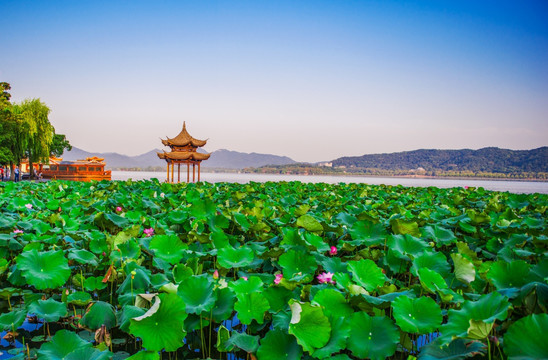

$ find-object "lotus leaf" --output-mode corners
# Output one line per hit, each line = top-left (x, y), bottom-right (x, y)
(67, 291), (92, 306)
(226, 332), (260, 353)
(296, 214), (323, 232)
(440, 292), (511, 341)
(0, 310), (26, 331)
(68, 249), (99, 267)
(418, 338), (486, 360)
(256, 329), (303, 360)
(217, 245), (254, 268)
(420, 225), (457, 246)
(312, 288), (353, 319)
(451, 253), (476, 285)
(288, 300), (331, 353)
(234, 291), (270, 325)
(487, 260), (532, 290)
(347, 312), (399, 360)
(118, 305), (146, 333)
(129, 293), (187, 352)
(311, 316), (351, 359)
(392, 295), (442, 334)
(349, 220), (387, 246)
(504, 313), (548, 359)
(278, 249), (317, 281)
(149, 234), (187, 264)
(37, 329), (107, 360)
(212, 287), (237, 322)
(347, 259), (386, 292)
(16, 249), (70, 290)
(80, 301), (117, 330)
(28, 298), (68, 322)
(177, 274), (217, 314)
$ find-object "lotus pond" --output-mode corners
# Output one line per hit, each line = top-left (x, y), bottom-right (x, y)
(0, 179), (546, 360)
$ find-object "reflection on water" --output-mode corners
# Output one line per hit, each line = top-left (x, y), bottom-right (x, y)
(111, 171), (548, 194)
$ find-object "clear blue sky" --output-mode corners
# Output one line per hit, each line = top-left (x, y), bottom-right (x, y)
(1, 0), (547, 162)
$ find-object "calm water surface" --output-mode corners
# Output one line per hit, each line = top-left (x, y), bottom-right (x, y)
(111, 171), (548, 194)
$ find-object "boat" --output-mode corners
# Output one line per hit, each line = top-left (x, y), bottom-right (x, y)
(41, 156), (111, 181)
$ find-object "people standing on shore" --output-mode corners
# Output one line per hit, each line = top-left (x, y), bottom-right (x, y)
(0, 166), (4, 181)
(14, 166), (20, 182)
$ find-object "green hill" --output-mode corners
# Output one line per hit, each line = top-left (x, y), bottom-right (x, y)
(331, 147), (548, 173)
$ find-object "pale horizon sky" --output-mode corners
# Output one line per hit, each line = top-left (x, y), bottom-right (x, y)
(2, 1), (547, 162)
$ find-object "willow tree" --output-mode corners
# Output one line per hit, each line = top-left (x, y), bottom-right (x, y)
(20, 99), (54, 179)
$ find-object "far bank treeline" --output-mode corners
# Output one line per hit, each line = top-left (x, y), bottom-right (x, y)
(247, 147), (548, 180)
(0, 82), (71, 179)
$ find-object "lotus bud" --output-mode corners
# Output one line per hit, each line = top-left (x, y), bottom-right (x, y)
(213, 270), (219, 279)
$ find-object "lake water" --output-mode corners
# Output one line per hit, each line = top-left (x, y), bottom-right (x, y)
(111, 171), (548, 194)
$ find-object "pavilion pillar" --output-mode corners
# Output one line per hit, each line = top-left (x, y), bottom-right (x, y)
(178, 163), (180, 183)
(166, 162), (170, 183)
(193, 163), (196, 183)
(187, 162), (190, 183)
(198, 162), (201, 182)
(171, 161), (174, 183)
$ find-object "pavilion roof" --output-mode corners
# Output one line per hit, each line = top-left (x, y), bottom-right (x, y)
(162, 122), (208, 148)
(157, 151), (211, 161)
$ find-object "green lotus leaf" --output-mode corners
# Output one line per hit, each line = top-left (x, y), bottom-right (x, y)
(392, 295), (442, 334)
(278, 249), (317, 281)
(303, 232), (331, 252)
(68, 249), (99, 267)
(212, 287), (236, 322)
(388, 234), (428, 259)
(0, 258), (9, 275)
(37, 329), (93, 359)
(111, 239), (141, 261)
(0, 310), (26, 331)
(172, 265), (194, 283)
(296, 214), (323, 232)
(420, 225), (457, 246)
(487, 260), (532, 290)
(504, 313), (548, 359)
(118, 305), (146, 333)
(347, 312), (399, 360)
(129, 293), (187, 352)
(226, 332), (260, 353)
(229, 276), (264, 294)
(288, 300), (331, 353)
(419, 268), (448, 293)
(84, 276), (108, 292)
(256, 329), (303, 360)
(348, 220), (387, 246)
(16, 249), (70, 290)
(216, 325), (232, 352)
(440, 292), (511, 341)
(390, 218), (420, 237)
(28, 298), (68, 323)
(67, 291), (92, 306)
(311, 316), (351, 359)
(52, 346), (112, 360)
(451, 253), (476, 285)
(411, 250), (451, 278)
(234, 291), (270, 325)
(149, 235), (187, 264)
(347, 259), (386, 292)
(177, 274), (217, 314)
(217, 245), (254, 269)
(311, 288), (353, 319)
(418, 338), (486, 360)
(234, 212), (251, 231)
(80, 301), (117, 330)
(126, 351), (161, 360)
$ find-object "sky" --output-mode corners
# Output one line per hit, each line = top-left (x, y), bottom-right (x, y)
(1, 0), (547, 162)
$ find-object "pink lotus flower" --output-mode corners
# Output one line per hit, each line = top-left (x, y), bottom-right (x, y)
(13, 229), (23, 234)
(25, 204), (32, 209)
(317, 272), (335, 284)
(213, 270), (219, 279)
(274, 273), (283, 285)
(242, 276), (248, 281)
(143, 228), (154, 237)
(116, 206), (122, 212)
(464, 186), (469, 190)
(329, 246), (337, 256)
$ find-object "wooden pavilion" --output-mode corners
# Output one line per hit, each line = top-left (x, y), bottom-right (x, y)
(157, 122), (211, 183)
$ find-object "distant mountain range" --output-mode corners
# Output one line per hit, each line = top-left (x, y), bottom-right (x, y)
(331, 147), (548, 173)
(62, 147), (296, 170)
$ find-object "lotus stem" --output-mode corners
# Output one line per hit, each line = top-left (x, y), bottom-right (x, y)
(487, 336), (491, 360)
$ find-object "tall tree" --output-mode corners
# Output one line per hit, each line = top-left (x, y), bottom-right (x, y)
(50, 133), (72, 157)
(20, 99), (54, 179)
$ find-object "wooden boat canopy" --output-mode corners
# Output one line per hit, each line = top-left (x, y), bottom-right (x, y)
(42, 157), (111, 181)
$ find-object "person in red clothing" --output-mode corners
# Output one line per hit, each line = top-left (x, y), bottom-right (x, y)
(0, 167), (4, 181)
